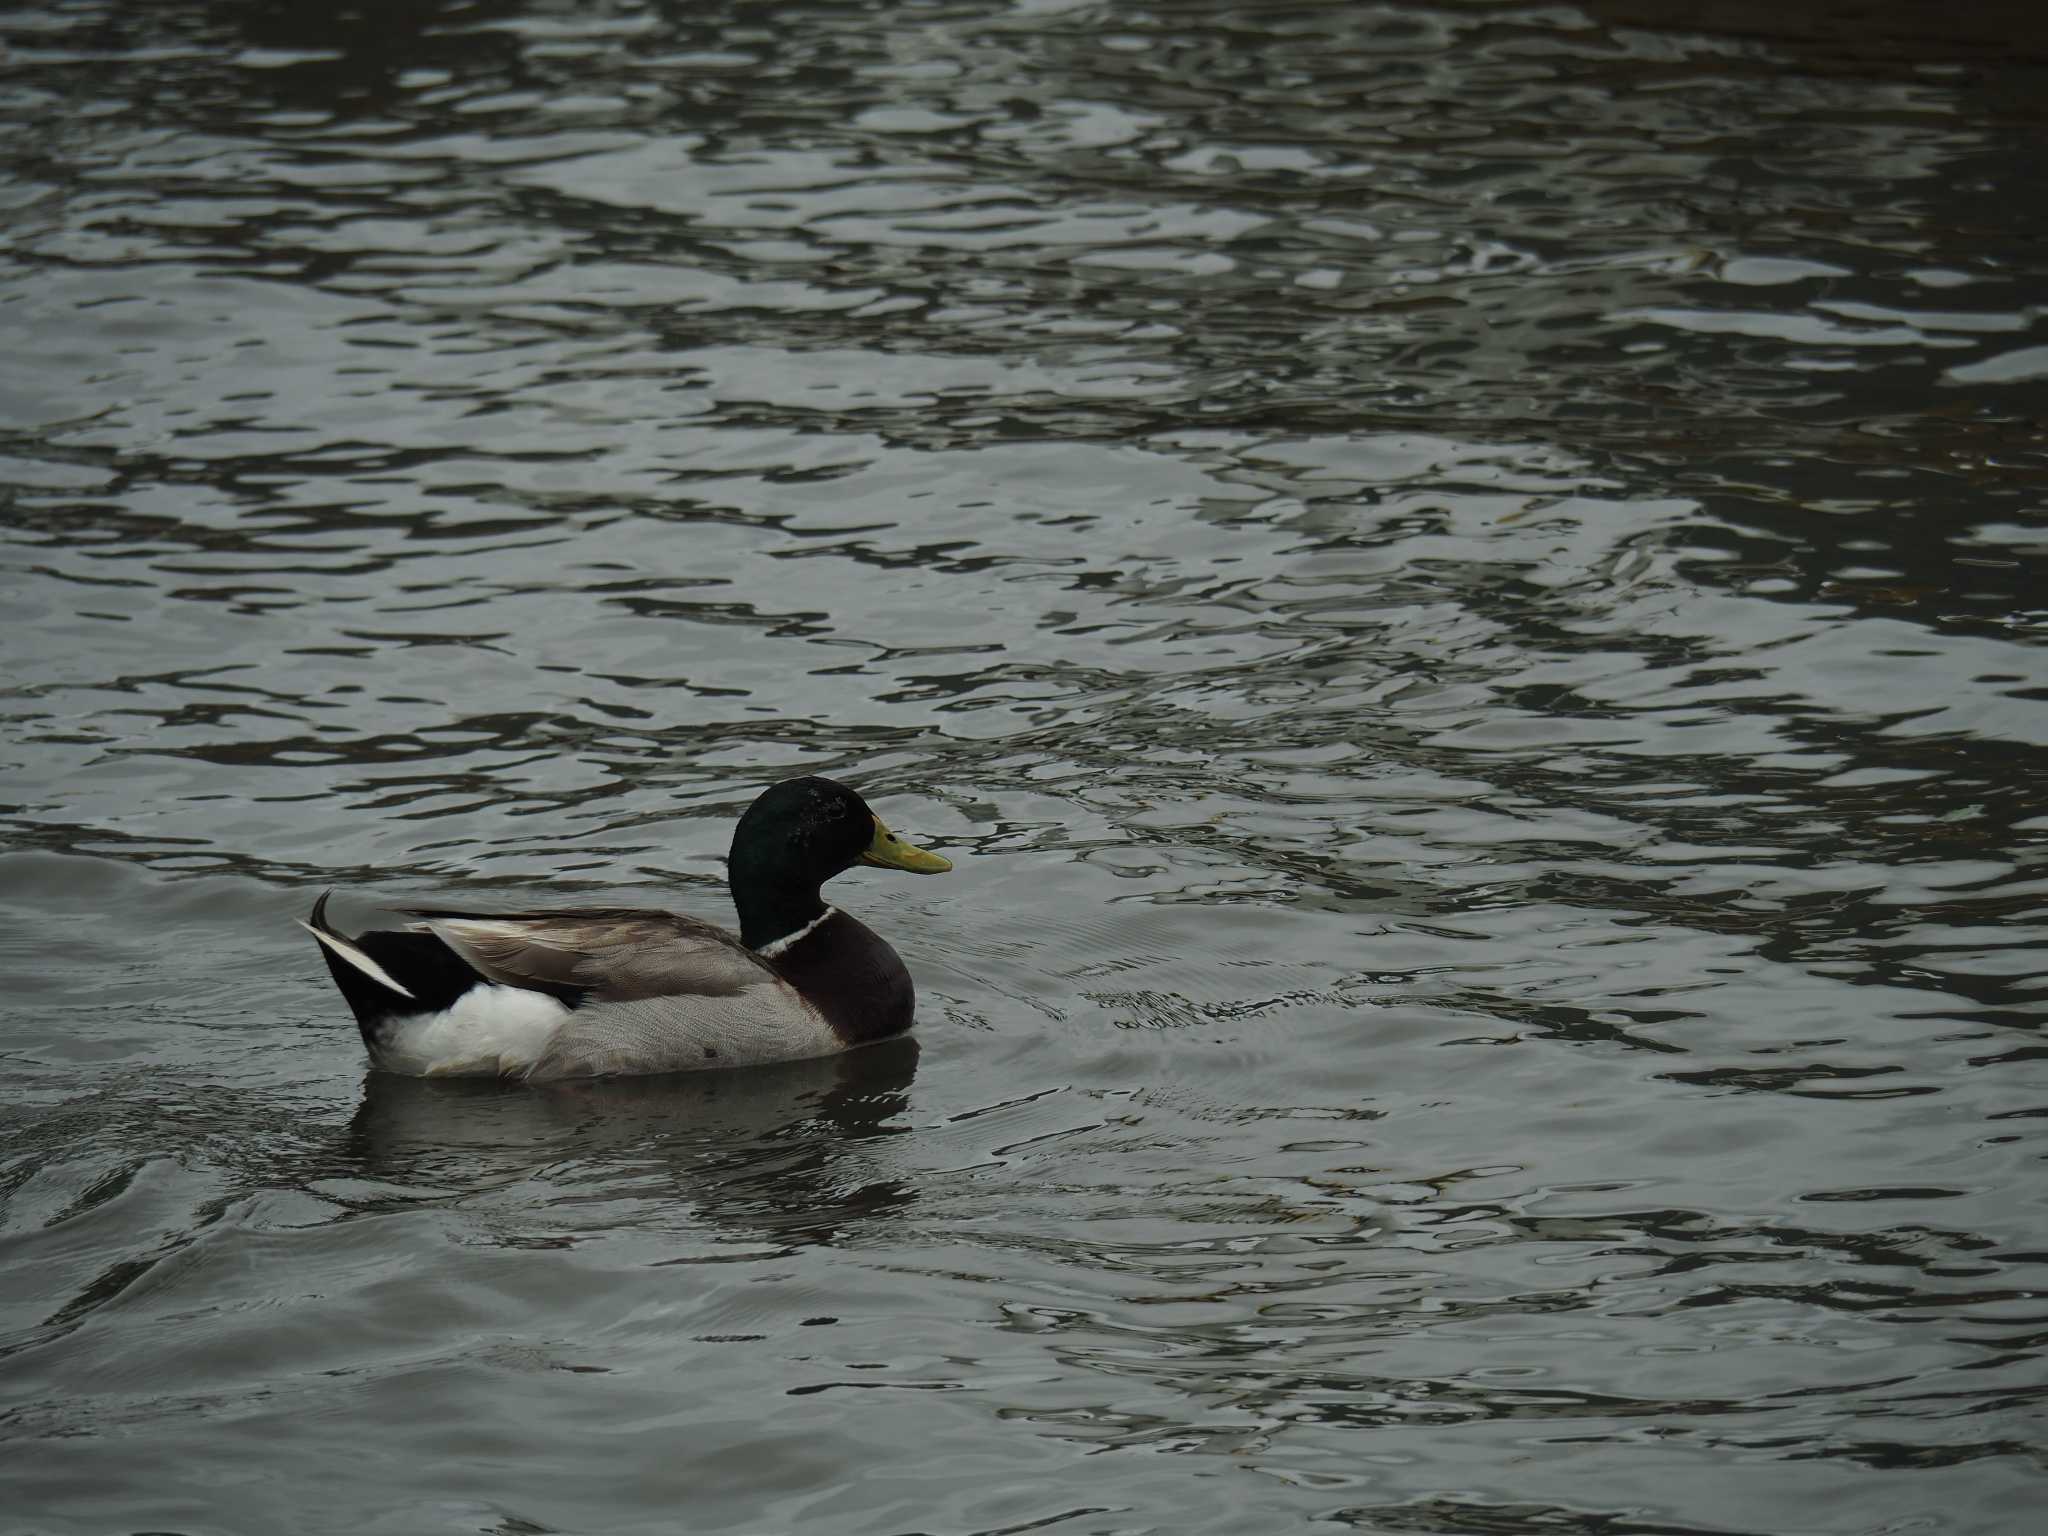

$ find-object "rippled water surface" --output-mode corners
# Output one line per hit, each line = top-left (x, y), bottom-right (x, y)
(4, 1), (2047, 1532)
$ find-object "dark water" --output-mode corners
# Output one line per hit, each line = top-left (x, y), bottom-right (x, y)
(4, 1), (2046, 1531)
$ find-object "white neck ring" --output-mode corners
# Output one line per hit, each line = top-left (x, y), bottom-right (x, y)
(757, 905), (838, 959)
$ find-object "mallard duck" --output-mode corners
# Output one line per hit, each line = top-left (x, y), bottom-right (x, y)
(302, 776), (952, 1080)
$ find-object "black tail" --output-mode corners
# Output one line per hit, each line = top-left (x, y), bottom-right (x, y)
(303, 892), (484, 1052)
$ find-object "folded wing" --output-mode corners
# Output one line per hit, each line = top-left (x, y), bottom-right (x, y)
(406, 907), (768, 1002)
(404, 907), (836, 1079)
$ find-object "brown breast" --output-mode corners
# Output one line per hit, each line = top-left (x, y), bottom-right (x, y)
(765, 909), (915, 1047)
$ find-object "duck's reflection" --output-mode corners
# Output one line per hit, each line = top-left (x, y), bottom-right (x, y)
(342, 1038), (921, 1245)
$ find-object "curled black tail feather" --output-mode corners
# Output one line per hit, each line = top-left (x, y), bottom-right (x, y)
(304, 892), (483, 1053)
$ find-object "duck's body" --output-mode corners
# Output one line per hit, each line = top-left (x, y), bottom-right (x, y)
(303, 778), (951, 1080)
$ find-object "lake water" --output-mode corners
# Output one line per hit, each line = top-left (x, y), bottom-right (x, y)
(3, 2), (2045, 1532)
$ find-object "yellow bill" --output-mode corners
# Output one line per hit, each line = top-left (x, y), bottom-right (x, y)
(859, 816), (952, 874)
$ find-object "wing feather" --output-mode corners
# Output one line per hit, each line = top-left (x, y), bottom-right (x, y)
(405, 907), (770, 1003)
(397, 906), (839, 1078)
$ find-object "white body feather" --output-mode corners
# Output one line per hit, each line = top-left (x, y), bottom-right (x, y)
(376, 984), (574, 1077)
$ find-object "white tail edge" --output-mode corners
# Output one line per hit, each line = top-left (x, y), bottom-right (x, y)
(299, 919), (417, 1001)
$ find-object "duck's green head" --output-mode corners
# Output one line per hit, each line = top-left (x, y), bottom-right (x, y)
(728, 776), (950, 947)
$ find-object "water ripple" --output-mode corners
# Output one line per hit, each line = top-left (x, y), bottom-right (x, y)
(3, 1), (2045, 1532)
